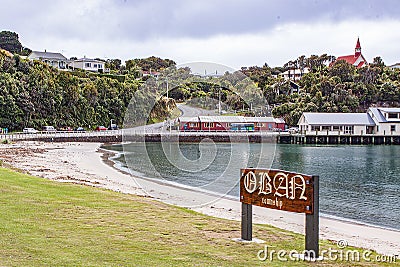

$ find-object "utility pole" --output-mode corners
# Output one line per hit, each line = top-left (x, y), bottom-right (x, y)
(166, 77), (169, 99)
(218, 86), (221, 115)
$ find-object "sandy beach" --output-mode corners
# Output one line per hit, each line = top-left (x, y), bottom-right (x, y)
(1, 141), (399, 256)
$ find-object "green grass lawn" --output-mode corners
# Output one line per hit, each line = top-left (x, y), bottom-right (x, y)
(0, 167), (397, 266)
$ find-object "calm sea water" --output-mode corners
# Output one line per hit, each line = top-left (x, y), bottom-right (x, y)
(104, 142), (400, 231)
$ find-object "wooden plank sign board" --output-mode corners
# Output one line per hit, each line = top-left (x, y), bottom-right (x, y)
(240, 168), (315, 214)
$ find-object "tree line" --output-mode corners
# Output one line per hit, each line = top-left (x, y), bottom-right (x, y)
(0, 51), (143, 131)
(242, 55), (400, 126)
(2, 30), (400, 129)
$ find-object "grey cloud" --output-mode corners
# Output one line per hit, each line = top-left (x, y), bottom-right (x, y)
(1, 0), (400, 45)
(110, 0), (400, 40)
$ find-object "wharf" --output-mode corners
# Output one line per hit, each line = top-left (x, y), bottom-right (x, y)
(2, 131), (400, 145)
(278, 134), (400, 145)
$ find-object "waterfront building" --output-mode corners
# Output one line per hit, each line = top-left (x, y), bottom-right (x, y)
(28, 50), (68, 70)
(298, 113), (375, 135)
(368, 107), (400, 135)
(178, 116), (285, 131)
(298, 107), (400, 135)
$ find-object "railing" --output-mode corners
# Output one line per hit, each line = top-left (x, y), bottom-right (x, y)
(0, 130), (123, 141)
(0, 129), (283, 142)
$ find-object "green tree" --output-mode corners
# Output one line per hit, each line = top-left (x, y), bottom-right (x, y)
(0, 31), (22, 54)
(106, 59), (122, 70)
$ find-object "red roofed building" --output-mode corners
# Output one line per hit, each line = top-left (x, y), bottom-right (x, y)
(333, 38), (367, 68)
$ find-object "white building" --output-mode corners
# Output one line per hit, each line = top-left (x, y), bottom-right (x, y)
(280, 67), (310, 81)
(389, 63), (400, 70)
(298, 113), (375, 135)
(368, 107), (400, 135)
(70, 57), (105, 72)
(28, 50), (68, 70)
(332, 38), (367, 68)
(298, 107), (400, 135)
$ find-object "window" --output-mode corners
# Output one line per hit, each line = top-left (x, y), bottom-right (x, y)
(388, 113), (398, 119)
(85, 63), (91, 68)
(344, 126), (354, 134)
(333, 126), (340, 131)
(311, 126), (319, 131)
(376, 126), (379, 132)
(321, 126), (331, 131)
(98, 64), (102, 68)
(391, 125), (396, 132)
(94, 64), (98, 68)
(204, 122), (214, 128)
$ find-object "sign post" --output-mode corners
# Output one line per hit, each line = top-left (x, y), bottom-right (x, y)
(241, 202), (252, 241)
(240, 168), (319, 259)
(305, 175), (319, 256)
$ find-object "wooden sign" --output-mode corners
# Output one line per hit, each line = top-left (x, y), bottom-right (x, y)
(239, 168), (320, 259)
(240, 168), (315, 214)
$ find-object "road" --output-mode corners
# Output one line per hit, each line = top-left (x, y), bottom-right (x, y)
(177, 103), (218, 117)
(124, 103), (217, 133)
(2, 104), (219, 140)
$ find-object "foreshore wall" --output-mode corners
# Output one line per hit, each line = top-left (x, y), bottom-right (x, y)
(6, 133), (276, 143)
(279, 134), (400, 145)
(3, 132), (400, 145)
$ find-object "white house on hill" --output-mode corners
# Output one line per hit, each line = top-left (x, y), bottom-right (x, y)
(389, 63), (400, 70)
(28, 50), (68, 70)
(298, 107), (400, 135)
(70, 57), (105, 72)
(280, 67), (309, 81)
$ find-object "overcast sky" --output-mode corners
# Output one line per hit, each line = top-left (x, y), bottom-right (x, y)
(1, 0), (400, 69)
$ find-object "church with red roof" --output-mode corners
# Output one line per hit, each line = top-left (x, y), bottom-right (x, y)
(333, 38), (367, 68)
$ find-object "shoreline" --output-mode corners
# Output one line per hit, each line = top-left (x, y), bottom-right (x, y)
(102, 143), (400, 234)
(1, 141), (400, 256)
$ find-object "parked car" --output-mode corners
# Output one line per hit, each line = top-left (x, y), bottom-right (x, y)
(23, 128), (38, 134)
(42, 126), (56, 132)
(95, 126), (107, 131)
(75, 127), (85, 132)
(108, 124), (119, 130)
(59, 126), (73, 131)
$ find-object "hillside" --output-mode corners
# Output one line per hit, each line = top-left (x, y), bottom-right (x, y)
(243, 56), (400, 126)
(1, 31), (400, 129)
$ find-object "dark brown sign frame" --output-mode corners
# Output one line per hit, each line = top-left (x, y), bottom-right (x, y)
(240, 168), (314, 214)
(240, 168), (319, 258)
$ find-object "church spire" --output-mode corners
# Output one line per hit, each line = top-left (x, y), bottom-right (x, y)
(355, 37), (361, 57)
